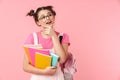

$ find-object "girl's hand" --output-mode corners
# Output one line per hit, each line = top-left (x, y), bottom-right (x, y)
(44, 66), (57, 75)
(43, 24), (55, 36)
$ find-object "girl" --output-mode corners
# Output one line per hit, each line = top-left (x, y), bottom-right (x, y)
(23, 6), (70, 80)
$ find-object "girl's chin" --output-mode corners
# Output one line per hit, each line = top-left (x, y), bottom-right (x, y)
(42, 25), (53, 28)
(46, 23), (53, 26)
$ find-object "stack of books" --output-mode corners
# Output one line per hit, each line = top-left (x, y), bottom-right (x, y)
(23, 45), (59, 69)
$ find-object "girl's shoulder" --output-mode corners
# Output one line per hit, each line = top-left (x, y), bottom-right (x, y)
(56, 31), (70, 45)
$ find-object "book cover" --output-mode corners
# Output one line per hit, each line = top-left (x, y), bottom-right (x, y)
(23, 47), (32, 64)
(50, 52), (59, 66)
(35, 52), (51, 69)
(23, 46), (50, 66)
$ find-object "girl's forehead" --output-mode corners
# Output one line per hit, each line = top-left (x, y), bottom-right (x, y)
(38, 10), (51, 15)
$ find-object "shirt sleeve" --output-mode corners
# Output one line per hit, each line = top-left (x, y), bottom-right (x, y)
(61, 33), (70, 46)
(24, 33), (34, 45)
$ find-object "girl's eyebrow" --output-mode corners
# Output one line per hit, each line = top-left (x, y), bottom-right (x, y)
(38, 11), (52, 18)
(40, 14), (44, 17)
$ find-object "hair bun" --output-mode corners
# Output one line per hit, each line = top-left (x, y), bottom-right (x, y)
(27, 10), (35, 16)
(46, 6), (53, 8)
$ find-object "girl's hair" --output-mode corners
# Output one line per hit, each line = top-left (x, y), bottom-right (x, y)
(27, 6), (56, 22)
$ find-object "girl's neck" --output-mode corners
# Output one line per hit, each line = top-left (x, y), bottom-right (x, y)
(40, 30), (51, 39)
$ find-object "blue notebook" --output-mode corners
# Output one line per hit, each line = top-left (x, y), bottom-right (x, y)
(50, 52), (59, 66)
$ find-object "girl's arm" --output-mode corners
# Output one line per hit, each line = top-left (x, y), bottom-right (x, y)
(51, 33), (69, 64)
(41, 26), (69, 64)
(23, 54), (57, 75)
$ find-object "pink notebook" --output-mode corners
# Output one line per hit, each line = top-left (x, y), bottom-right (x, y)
(25, 47), (50, 66)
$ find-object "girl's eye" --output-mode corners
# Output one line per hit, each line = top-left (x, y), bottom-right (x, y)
(42, 16), (46, 19)
(40, 16), (45, 20)
(48, 14), (52, 16)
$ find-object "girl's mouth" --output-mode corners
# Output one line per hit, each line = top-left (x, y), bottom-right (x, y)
(46, 21), (52, 24)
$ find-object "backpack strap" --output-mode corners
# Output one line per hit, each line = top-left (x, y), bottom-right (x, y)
(58, 32), (63, 43)
(33, 32), (38, 45)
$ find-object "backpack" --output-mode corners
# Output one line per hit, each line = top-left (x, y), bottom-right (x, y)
(33, 32), (77, 80)
(59, 33), (77, 80)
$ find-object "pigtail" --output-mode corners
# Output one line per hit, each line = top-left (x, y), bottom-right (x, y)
(26, 10), (35, 16)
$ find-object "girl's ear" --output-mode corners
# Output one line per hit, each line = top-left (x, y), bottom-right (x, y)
(36, 21), (41, 26)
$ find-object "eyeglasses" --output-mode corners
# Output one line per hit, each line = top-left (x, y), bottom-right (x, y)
(38, 13), (54, 21)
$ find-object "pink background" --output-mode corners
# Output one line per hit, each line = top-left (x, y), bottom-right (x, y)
(0, 0), (120, 80)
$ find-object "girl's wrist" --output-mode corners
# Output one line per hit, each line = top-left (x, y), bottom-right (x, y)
(39, 69), (47, 75)
(51, 32), (57, 39)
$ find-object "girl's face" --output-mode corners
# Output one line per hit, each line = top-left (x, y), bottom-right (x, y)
(37, 10), (55, 28)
